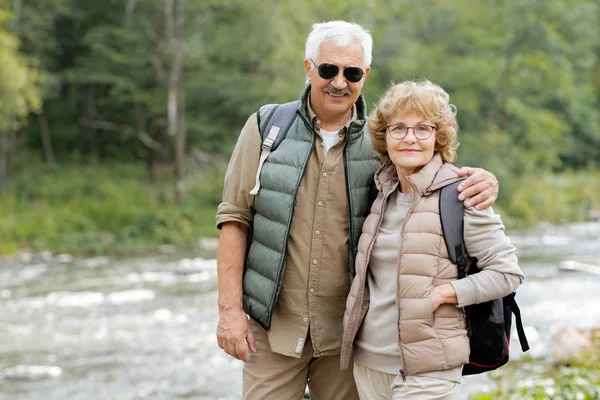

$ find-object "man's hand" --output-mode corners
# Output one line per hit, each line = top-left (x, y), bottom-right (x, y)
(456, 167), (499, 210)
(217, 307), (256, 363)
(216, 222), (254, 363)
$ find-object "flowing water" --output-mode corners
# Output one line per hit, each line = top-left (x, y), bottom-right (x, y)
(1, 222), (599, 400)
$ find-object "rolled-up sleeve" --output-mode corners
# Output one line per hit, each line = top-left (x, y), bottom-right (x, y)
(216, 113), (261, 230)
(450, 206), (525, 307)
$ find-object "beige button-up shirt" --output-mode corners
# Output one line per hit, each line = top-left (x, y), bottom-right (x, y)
(217, 99), (357, 358)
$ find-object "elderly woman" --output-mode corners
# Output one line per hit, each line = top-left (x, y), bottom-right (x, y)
(340, 80), (524, 400)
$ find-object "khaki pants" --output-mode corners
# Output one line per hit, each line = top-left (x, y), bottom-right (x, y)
(243, 323), (358, 400)
(353, 363), (461, 400)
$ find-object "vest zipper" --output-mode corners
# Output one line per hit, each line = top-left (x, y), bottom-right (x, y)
(396, 177), (420, 381)
(343, 146), (353, 280)
(399, 368), (407, 382)
(342, 181), (395, 366)
(267, 112), (314, 329)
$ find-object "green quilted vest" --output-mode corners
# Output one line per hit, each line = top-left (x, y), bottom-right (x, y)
(243, 86), (379, 330)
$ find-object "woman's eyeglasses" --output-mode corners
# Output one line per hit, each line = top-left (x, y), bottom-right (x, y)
(385, 123), (437, 140)
(310, 59), (365, 83)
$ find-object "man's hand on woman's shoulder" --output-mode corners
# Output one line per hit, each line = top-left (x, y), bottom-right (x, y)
(456, 167), (499, 210)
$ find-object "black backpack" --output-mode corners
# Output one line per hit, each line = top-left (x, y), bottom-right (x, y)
(440, 180), (530, 375)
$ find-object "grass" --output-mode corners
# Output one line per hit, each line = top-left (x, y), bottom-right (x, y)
(0, 162), (222, 256)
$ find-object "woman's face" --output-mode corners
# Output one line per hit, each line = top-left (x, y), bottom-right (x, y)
(385, 111), (437, 178)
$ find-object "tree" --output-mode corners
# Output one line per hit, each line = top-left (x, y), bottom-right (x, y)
(0, 6), (40, 181)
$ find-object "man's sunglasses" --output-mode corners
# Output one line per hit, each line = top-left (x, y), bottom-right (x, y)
(310, 59), (365, 83)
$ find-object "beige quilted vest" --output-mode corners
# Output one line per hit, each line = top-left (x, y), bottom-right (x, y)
(341, 153), (470, 375)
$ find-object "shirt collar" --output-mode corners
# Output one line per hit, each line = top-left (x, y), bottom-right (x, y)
(306, 94), (357, 133)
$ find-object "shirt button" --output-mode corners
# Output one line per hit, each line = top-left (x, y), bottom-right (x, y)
(318, 201), (323, 206)
(312, 260), (318, 265)
(315, 230), (320, 235)
(303, 317), (308, 323)
(320, 142), (325, 146)
(310, 288), (315, 293)
(322, 172), (328, 177)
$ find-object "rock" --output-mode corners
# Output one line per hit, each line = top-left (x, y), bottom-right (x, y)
(158, 244), (177, 254)
(2, 365), (62, 381)
(559, 260), (600, 275)
(153, 308), (172, 322)
(175, 257), (216, 274)
(551, 326), (593, 364)
(38, 251), (53, 262)
(83, 256), (110, 268)
(199, 238), (219, 252)
(56, 253), (74, 264)
(18, 251), (34, 263)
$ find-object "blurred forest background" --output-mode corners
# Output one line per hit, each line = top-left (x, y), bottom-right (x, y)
(1, 0), (599, 256)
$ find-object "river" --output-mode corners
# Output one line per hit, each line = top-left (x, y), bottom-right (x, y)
(1, 222), (599, 400)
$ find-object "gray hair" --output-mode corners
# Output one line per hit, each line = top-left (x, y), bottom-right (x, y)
(305, 20), (373, 69)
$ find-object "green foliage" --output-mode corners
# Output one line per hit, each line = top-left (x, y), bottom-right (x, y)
(0, 8), (40, 130)
(497, 170), (600, 227)
(0, 0), (599, 254)
(0, 163), (221, 255)
(471, 336), (600, 400)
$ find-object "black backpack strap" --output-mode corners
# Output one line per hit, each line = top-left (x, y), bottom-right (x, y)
(440, 179), (471, 335)
(505, 293), (530, 352)
(440, 179), (468, 278)
(257, 104), (279, 139)
(250, 100), (299, 196)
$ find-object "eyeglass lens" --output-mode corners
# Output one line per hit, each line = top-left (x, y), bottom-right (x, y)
(317, 63), (364, 83)
(388, 125), (435, 140)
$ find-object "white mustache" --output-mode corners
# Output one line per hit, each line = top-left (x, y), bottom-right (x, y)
(324, 87), (351, 96)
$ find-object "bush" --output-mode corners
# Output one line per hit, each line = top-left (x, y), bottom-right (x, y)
(472, 336), (600, 400)
(498, 170), (600, 228)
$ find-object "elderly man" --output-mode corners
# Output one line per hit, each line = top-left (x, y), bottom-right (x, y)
(216, 20), (498, 400)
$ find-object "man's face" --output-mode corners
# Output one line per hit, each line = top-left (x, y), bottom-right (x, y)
(304, 41), (370, 123)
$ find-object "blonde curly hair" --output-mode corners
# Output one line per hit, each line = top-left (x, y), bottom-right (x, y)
(368, 80), (459, 165)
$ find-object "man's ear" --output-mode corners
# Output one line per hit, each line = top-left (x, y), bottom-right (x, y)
(304, 59), (312, 82)
(363, 66), (371, 80)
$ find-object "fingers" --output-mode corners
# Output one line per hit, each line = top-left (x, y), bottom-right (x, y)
(216, 312), (255, 363)
(457, 169), (487, 199)
(236, 340), (250, 363)
(470, 190), (497, 210)
(463, 188), (497, 209)
(456, 166), (477, 178)
(220, 332), (245, 361)
(217, 325), (236, 359)
(456, 169), (499, 208)
(431, 289), (441, 312)
(246, 320), (257, 354)
(223, 339), (238, 360)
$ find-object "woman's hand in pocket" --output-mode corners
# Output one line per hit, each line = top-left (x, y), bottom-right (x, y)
(432, 283), (458, 312)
